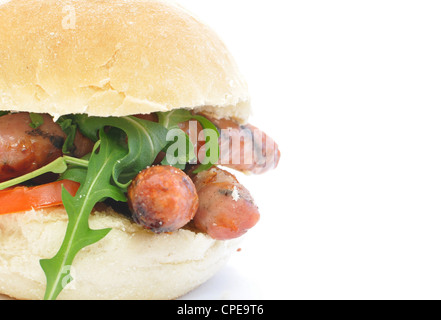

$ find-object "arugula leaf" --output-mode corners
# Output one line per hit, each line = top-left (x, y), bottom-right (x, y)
(56, 116), (78, 155)
(73, 115), (168, 189)
(29, 113), (44, 129)
(0, 157), (68, 190)
(191, 115), (220, 173)
(157, 110), (220, 173)
(0, 155), (89, 191)
(60, 166), (88, 185)
(161, 131), (196, 170)
(158, 110), (197, 169)
(157, 109), (195, 129)
(40, 129), (127, 300)
(60, 153), (93, 186)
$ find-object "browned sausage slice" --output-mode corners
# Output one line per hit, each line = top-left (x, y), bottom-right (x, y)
(192, 166), (260, 240)
(0, 113), (66, 182)
(128, 165), (199, 233)
(178, 115), (281, 175)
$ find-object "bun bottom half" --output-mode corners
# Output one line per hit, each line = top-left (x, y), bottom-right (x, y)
(0, 207), (240, 300)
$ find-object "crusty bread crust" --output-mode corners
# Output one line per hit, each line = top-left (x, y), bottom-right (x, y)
(0, 0), (250, 122)
(0, 207), (240, 300)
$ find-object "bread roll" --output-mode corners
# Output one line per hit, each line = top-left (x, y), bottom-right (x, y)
(0, 207), (241, 300)
(0, 0), (250, 300)
(0, 0), (251, 122)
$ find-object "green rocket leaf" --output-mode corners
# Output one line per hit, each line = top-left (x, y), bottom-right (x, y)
(73, 115), (168, 189)
(157, 110), (220, 172)
(40, 129), (127, 300)
(29, 113), (44, 129)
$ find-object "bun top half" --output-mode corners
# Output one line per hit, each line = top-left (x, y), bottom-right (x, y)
(0, 0), (250, 122)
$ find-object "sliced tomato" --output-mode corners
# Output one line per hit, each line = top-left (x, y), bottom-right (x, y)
(0, 180), (80, 215)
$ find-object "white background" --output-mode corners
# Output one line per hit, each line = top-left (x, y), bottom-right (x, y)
(178, 0), (441, 300)
(1, 0), (441, 300)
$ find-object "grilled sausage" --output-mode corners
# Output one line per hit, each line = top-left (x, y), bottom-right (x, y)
(135, 112), (280, 174)
(211, 118), (281, 175)
(0, 112), (96, 182)
(72, 130), (95, 159)
(128, 165), (199, 233)
(178, 115), (281, 175)
(192, 166), (260, 240)
(0, 113), (66, 182)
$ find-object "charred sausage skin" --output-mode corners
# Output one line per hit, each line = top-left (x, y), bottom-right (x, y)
(0, 112), (95, 182)
(128, 164), (260, 239)
(192, 166), (260, 240)
(128, 165), (199, 233)
(210, 118), (281, 175)
(178, 116), (281, 175)
(0, 113), (65, 182)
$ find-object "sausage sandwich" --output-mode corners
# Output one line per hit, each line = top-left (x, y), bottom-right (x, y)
(0, 0), (280, 300)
